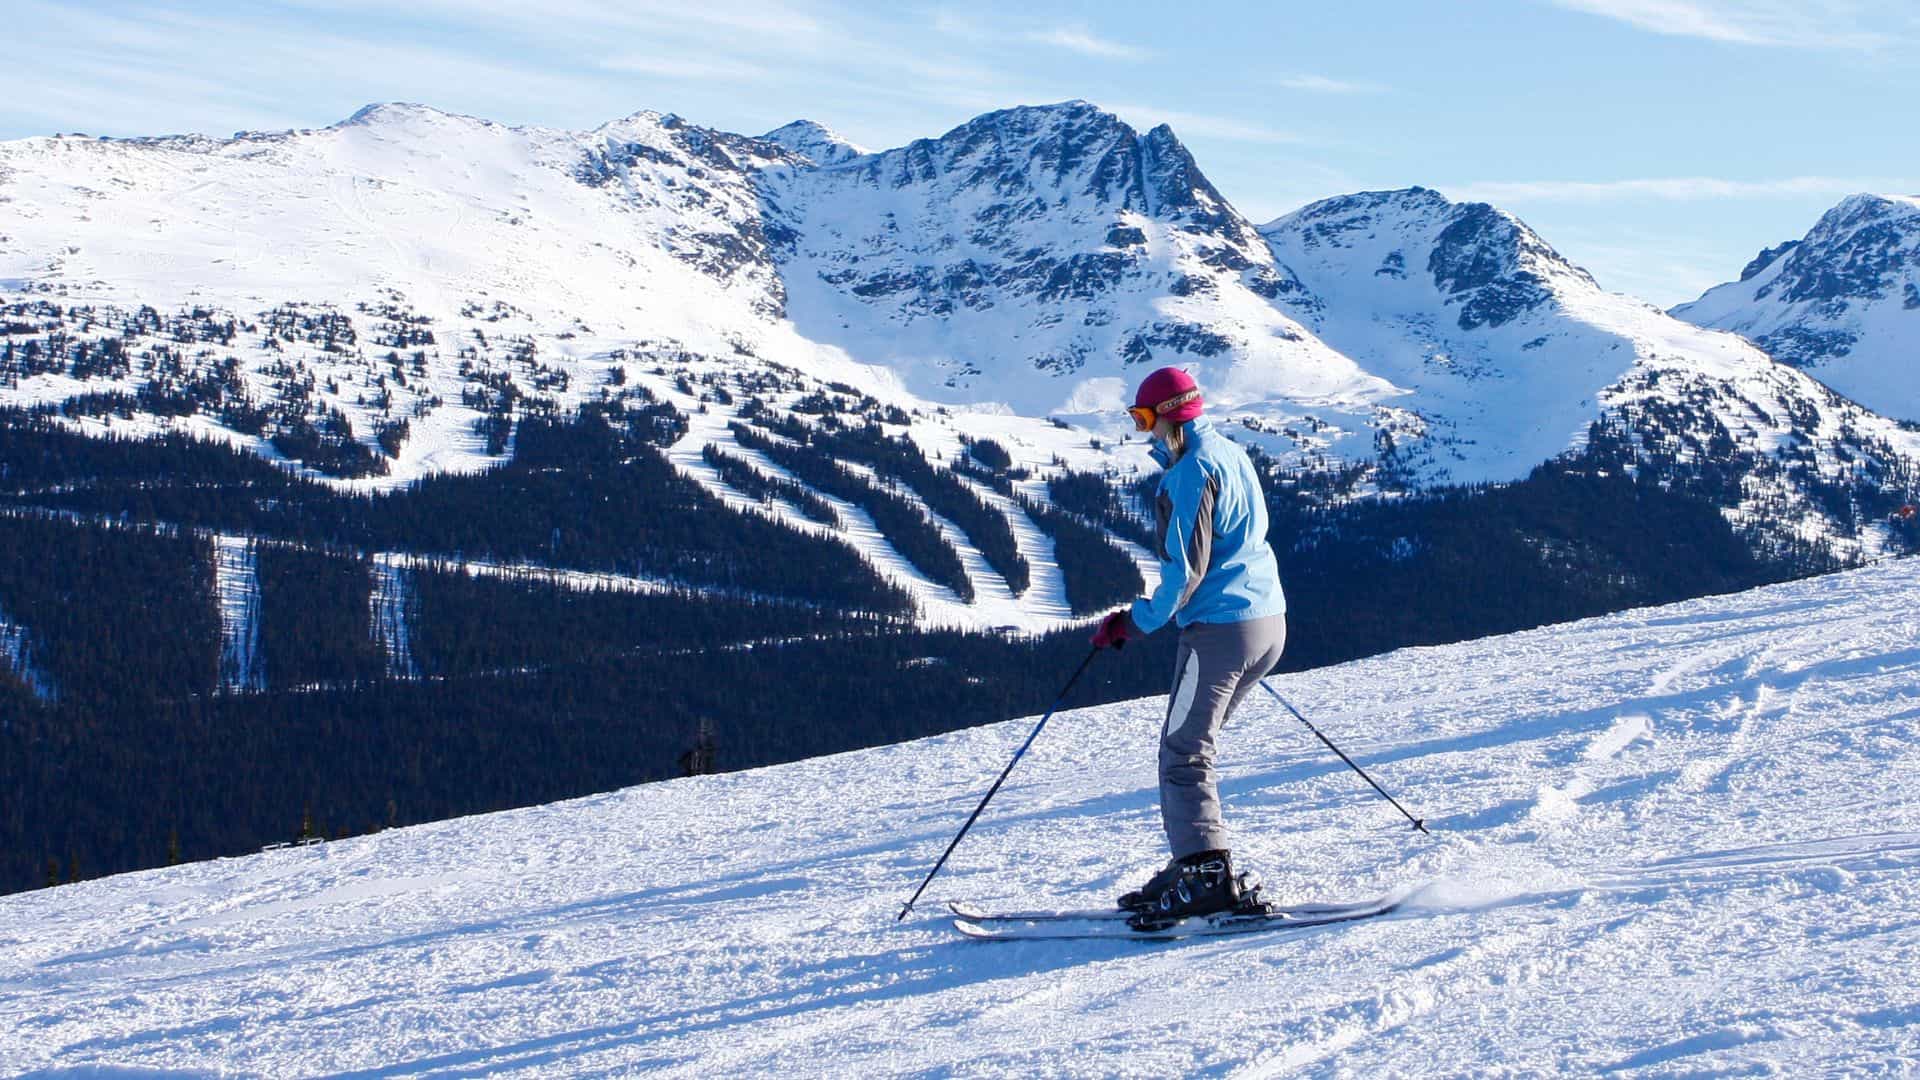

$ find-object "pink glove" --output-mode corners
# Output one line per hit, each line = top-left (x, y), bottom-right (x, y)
(1090, 609), (1141, 650)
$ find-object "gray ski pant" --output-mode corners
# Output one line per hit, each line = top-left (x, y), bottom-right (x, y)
(1160, 614), (1288, 859)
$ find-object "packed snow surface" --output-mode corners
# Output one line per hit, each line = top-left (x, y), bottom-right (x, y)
(5, 561), (1920, 1075)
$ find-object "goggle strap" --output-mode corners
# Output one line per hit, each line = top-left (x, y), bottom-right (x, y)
(1154, 388), (1200, 415)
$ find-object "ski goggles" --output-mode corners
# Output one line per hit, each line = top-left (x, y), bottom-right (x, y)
(1127, 388), (1201, 432)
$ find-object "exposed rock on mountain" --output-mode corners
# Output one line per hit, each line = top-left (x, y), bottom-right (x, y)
(761, 101), (1360, 420)
(1260, 187), (1920, 519)
(1674, 193), (1920, 420)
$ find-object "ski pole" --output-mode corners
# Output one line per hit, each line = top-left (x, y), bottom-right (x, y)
(1258, 681), (1431, 835)
(897, 646), (1101, 921)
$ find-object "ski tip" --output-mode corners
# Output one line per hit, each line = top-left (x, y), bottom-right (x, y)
(952, 918), (996, 939)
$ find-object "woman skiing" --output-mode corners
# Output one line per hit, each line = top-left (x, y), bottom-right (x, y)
(1089, 366), (1288, 923)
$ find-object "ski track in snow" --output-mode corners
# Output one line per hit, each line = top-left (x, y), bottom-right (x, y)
(5, 562), (1920, 1075)
(653, 378), (1094, 633)
(210, 535), (265, 694)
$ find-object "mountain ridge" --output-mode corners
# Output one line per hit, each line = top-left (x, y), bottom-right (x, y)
(1673, 191), (1920, 421)
(1, 100), (1916, 564)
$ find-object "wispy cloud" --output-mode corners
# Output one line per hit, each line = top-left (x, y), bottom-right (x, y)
(1450, 175), (1918, 202)
(1107, 104), (1306, 145)
(1545, 0), (1909, 49)
(1274, 73), (1387, 94)
(286, 0), (830, 44)
(600, 54), (771, 81)
(1021, 27), (1148, 59)
(932, 12), (1146, 59)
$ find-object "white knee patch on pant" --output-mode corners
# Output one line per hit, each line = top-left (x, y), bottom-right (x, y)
(1165, 649), (1200, 739)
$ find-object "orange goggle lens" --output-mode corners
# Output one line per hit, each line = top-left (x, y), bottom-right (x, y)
(1127, 405), (1157, 432)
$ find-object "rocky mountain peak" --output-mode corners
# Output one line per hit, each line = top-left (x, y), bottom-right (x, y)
(758, 120), (866, 166)
(756, 99), (1320, 410)
(1428, 202), (1572, 287)
(842, 101), (1240, 229)
(1264, 187), (1593, 331)
(1758, 192), (1920, 306)
(1672, 192), (1920, 420)
(1137, 123), (1232, 225)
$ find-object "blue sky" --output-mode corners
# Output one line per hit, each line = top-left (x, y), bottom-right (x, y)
(6, 0), (1915, 306)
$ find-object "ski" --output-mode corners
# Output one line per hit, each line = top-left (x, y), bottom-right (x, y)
(952, 897), (1403, 942)
(948, 899), (1131, 922)
(947, 896), (1388, 924)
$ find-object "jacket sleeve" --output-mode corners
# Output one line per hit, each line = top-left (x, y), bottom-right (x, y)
(1130, 465), (1216, 634)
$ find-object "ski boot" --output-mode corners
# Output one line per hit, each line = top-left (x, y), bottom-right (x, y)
(1128, 850), (1242, 931)
(1116, 858), (1184, 913)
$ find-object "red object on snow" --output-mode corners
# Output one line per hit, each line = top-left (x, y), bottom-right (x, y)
(1896, 505), (1917, 521)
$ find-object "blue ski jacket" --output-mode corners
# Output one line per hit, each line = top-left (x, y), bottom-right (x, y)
(1129, 417), (1287, 635)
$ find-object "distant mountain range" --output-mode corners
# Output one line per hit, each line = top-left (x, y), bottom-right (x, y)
(1673, 193), (1920, 422)
(0, 99), (1916, 595)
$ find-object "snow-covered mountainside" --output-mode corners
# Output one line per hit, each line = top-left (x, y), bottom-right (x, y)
(763, 102), (1388, 428)
(758, 119), (867, 167)
(0, 103), (1163, 632)
(0, 102), (848, 486)
(1261, 189), (1920, 510)
(1674, 194), (1920, 421)
(1, 100), (1916, 599)
(0, 99), (1384, 485)
(5, 559), (1918, 1075)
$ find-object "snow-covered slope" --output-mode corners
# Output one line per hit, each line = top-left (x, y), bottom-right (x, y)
(5, 560), (1919, 1075)
(1673, 193), (1920, 421)
(1261, 188), (1616, 480)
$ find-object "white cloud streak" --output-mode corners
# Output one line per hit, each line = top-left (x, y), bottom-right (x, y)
(1274, 73), (1387, 94)
(599, 55), (772, 81)
(281, 0), (830, 44)
(1021, 28), (1148, 59)
(932, 12), (1146, 59)
(1546, 0), (1910, 50)
(1450, 176), (1919, 203)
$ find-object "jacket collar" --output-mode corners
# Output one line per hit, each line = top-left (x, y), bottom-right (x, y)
(1149, 416), (1209, 468)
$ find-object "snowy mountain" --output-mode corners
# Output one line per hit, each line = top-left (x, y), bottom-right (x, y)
(1260, 188), (1920, 513)
(762, 101), (1386, 426)
(1673, 193), (1920, 421)
(758, 119), (867, 167)
(1, 100), (1917, 640)
(5, 557), (1918, 1075)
